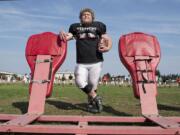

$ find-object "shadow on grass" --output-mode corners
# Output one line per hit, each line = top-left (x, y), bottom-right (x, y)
(158, 104), (180, 112)
(47, 100), (132, 116)
(12, 100), (132, 116)
(12, 101), (180, 116)
(12, 101), (28, 114)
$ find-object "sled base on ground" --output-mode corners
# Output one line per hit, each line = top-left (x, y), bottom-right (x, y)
(0, 114), (179, 135)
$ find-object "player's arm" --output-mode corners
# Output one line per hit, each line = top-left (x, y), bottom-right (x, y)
(98, 34), (112, 52)
(59, 31), (73, 41)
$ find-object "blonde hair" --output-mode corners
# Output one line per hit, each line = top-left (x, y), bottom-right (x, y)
(79, 8), (95, 21)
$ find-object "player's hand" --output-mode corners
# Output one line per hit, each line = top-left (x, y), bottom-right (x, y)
(59, 31), (73, 41)
(98, 44), (109, 53)
(59, 30), (67, 41)
(98, 35), (110, 52)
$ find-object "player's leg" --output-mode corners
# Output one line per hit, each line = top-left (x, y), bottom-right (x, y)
(74, 64), (88, 90)
(88, 62), (103, 113)
(74, 64), (93, 94)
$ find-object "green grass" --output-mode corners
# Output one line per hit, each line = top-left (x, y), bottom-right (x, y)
(0, 83), (179, 116)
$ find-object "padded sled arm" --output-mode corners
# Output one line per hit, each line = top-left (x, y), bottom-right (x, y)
(25, 32), (67, 97)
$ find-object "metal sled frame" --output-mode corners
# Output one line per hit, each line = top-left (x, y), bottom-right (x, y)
(0, 32), (179, 135)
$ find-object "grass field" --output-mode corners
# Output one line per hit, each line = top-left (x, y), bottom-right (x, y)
(0, 83), (179, 117)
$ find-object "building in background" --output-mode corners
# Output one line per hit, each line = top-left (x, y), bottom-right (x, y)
(1, 70), (179, 87)
(0, 71), (23, 83)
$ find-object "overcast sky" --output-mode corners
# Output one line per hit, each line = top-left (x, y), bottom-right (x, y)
(0, 0), (180, 76)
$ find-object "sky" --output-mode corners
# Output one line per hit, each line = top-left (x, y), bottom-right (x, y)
(0, 0), (180, 76)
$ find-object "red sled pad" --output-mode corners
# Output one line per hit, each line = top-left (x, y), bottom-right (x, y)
(119, 32), (161, 98)
(25, 32), (67, 97)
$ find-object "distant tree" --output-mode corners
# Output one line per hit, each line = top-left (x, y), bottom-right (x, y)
(69, 74), (73, 80)
(111, 76), (115, 81)
(62, 74), (66, 81)
(68, 74), (73, 85)
(161, 73), (180, 83)
(61, 74), (66, 86)
(156, 69), (161, 77)
(12, 74), (18, 80)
